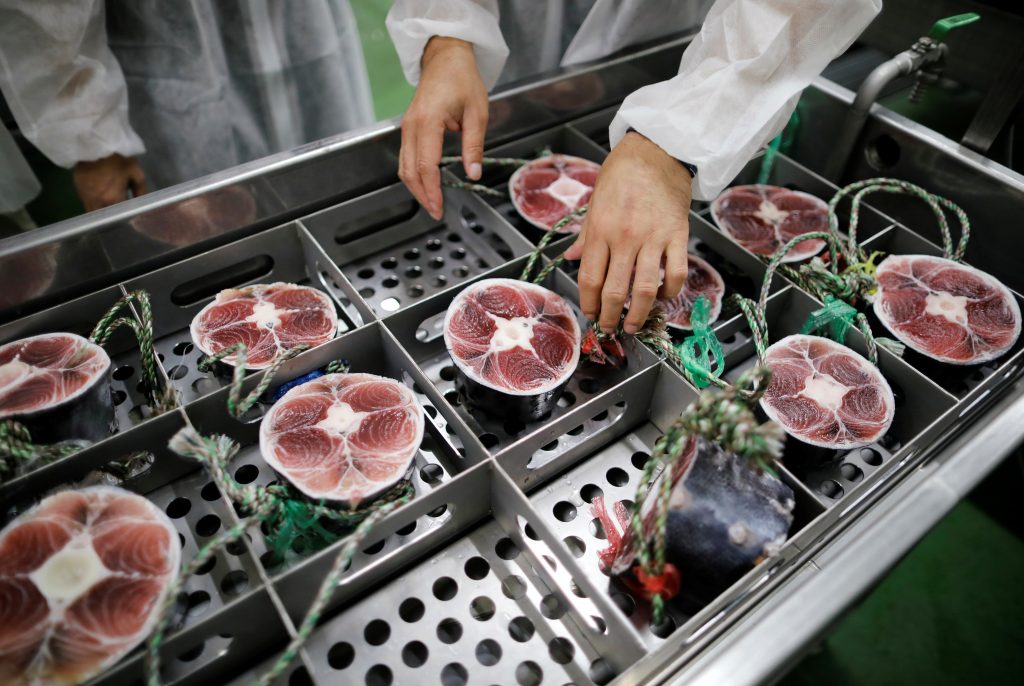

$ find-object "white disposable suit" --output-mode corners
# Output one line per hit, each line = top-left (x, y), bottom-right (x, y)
(0, 0), (375, 191)
(387, 0), (882, 200)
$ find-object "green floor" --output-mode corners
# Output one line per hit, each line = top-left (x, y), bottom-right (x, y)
(780, 458), (1024, 686)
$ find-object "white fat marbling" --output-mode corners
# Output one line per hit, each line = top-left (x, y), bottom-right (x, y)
(30, 544), (109, 603)
(488, 315), (536, 354)
(0, 359), (31, 392)
(246, 301), (285, 329)
(924, 291), (969, 325)
(545, 175), (590, 210)
(754, 200), (789, 224)
(800, 373), (848, 411)
(323, 401), (368, 435)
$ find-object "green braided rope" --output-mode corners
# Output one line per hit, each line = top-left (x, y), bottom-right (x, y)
(440, 155), (533, 167)
(255, 494), (410, 686)
(324, 359), (351, 374)
(828, 178), (970, 262)
(519, 205), (588, 282)
(90, 290), (175, 413)
(152, 427), (414, 686)
(627, 366), (783, 624)
(441, 179), (506, 197)
(0, 420), (81, 480)
(197, 344), (310, 417)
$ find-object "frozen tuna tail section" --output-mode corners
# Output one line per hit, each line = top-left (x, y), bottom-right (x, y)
(607, 437), (795, 605)
(190, 282), (339, 369)
(509, 155), (600, 233)
(711, 184), (828, 262)
(0, 487), (181, 686)
(0, 333), (113, 444)
(760, 334), (895, 450)
(259, 373), (424, 507)
(873, 254), (1021, 365)
(443, 278), (582, 422)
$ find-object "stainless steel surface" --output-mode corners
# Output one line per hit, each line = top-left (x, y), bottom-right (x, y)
(1, 35), (1023, 686)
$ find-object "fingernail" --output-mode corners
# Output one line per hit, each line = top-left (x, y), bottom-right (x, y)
(468, 163), (482, 180)
(624, 323), (639, 334)
(601, 326), (615, 335)
(583, 312), (595, 321)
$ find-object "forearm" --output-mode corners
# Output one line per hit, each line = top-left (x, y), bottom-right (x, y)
(0, 0), (144, 168)
(609, 0), (881, 201)
(386, 0), (509, 89)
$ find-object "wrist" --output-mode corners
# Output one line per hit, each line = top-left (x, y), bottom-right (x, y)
(422, 36), (475, 72)
(624, 128), (697, 180)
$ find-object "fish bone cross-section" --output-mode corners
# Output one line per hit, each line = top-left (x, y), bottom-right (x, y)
(0, 487), (181, 686)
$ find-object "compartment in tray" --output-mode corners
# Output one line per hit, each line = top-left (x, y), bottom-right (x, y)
(120, 222), (363, 408)
(180, 322), (473, 588)
(0, 283), (172, 464)
(568, 105), (618, 150)
(718, 286), (958, 506)
(0, 408), (288, 686)
(522, 364), (827, 647)
(383, 256), (661, 486)
(700, 151), (895, 246)
(446, 125), (609, 244)
(860, 225), (1024, 399)
(259, 463), (639, 686)
(301, 181), (531, 317)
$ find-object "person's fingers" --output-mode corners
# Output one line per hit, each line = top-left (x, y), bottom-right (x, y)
(660, 236), (689, 299)
(624, 242), (665, 334)
(398, 120), (427, 210)
(416, 118), (446, 220)
(563, 225), (587, 261)
(461, 99), (487, 181)
(128, 163), (147, 197)
(576, 232), (608, 322)
(599, 243), (640, 333)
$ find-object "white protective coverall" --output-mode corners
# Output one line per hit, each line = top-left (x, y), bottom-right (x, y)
(0, 0), (375, 192)
(386, 0), (882, 200)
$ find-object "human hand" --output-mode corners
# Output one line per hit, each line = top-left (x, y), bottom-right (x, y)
(399, 36), (488, 220)
(564, 131), (692, 334)
(73, 154), (147, 212)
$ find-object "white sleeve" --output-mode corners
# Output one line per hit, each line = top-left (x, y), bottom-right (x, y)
(609, 0), (882, 201)
(0, 0), (144, 168)
(386, 0), (509, 90)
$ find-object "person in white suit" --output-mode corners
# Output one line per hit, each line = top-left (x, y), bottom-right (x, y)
(0, 0), (374, 213)
(387, 0), (881, 332)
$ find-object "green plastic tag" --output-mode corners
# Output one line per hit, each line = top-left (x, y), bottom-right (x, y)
(675, 295), (724, 389)
(800, 295), (859, 344)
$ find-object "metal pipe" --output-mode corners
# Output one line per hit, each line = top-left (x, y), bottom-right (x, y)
(824, 51), (918, 181)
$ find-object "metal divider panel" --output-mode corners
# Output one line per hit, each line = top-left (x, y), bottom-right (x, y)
(300, 181), (533, 317)
(719, 286), (957, 507)
(444, 125), (609, 246)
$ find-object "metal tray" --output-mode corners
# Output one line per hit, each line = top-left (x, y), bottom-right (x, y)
(3, 114), (1023, 686)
